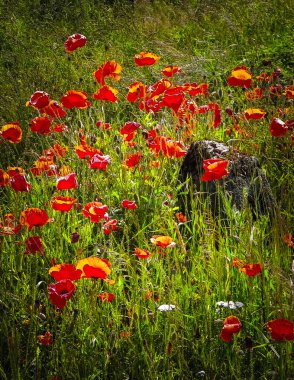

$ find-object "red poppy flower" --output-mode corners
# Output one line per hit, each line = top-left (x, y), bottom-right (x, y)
(26, 91), (50, 109)
(162, 87), (185, 113)
(162, 66), (182, 77)
(227, 66), (252, 88)
(220, 315), (242, 342)
(24, 236), (44, 255)
(121, 199), (137, 210)
(0, 169), (9, 187)
(96, 120), (112, 130)
(56, 173), (78, 190)
(0, 214), (22, 235)
(30, 116), (52, 135)
(102, 219), (117, 235)
(97, 293), (115, 302)
(120, 121), (141, 141)
(269, 118), (288, 137)
(126, 81), (146, 102)
(201, 158), (229, 182)
(123, 152), (143, 168)
(134, 52), (160, 66)
(20, 208), (50, 230)
(49, 263), (82, 281)
(51, 196), (77, 212)
(48, 279), (76, 309)
(267, 319), (294, 341)
(64, 33), (87, 53)
(7, 167), (24, 176)
(244, 108), (266, 120)
(82, 202), (108, 223)
(93, 86), (118, 102)
(239, 263), (262, 276)
(51, 122), (67, 133)
(150, 235), (176, 248)
(1, 122), (22, 143)
(30, 157), (56, 177)
(88, 154), (111, 170)
(244, 88), (263, 101)
(37, 331), (53, 346)
(256, 72), (271, 82)
(10, 173), (31, 192)
(76, 257), (111, 279)
(39, 100), (67, 118)
(134, 248), (152, 259)
(94, 60), (122, 86)
(60, 90), (91, 109)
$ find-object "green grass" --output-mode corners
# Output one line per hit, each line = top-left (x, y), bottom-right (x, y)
(0, 0), (293, 379)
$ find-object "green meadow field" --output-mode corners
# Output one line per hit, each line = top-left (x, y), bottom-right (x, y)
(0, 1), (293, 379)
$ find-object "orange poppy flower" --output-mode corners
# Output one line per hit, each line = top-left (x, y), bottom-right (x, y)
(30, 116), (52, 135)
(220, 315), (242, 342)
(144, 290), (159, 301)
(49, 263), (82, 281)
(284, 233), (294, 248)
(26, 91), (50, 109)
(121, 200), (137, 210)
(24, 236), (44, 255)
(64, 33), (87, 53)
(149, 160), (160, 168)
(56, 173), (78, 190)
(244, 108), (266, 120)
(20, 208), (51, 230)
(244, 88), (263, 101)
(162, 66), (181, 77)
(0, 169), (10, 187)
(1, 122), (22, 143)
(97, 293), (115, 302)
(239, 263), (262, 276)
(102, 219), (117, 235)
(93, 86), (118, 102)
(46, 143), (68, 159)
(39, 100), (67, 118)
(123, 152), (143, 168)
(94, 60), (122, 86)
(89, 154), (111, 170)
(267, 319), (294, 341)
(175, 212), (187, 223)
(227, 66), (252, 88)
(201, 158), (229, 182)
(150, 235), (176, 248)
(183, 82), (208, 96)
(37, 331), (53, 346)
(0, 214), (22, 235)
(256, 72), (271, 82)
(126, 81), (146, 102)
(30, 157), (56, 177)
(269, 118), (288, 137)
(82, 202), (108, 223)
(60, 90), (91, 109)
(48, 279), (76, 309)
(134, 248), (152, 259)
(284, 85), (294, 99)
(51, 196), (77, 212)
(10, 173), (31, 192)
(134, 52), (160, 66)
(76, 257), (111, 279)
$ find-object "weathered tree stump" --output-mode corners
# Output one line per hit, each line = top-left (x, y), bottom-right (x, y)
(178, 140), (277, 221)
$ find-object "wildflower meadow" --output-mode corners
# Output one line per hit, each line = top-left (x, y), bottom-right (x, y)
(0, 1), (293, 379)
